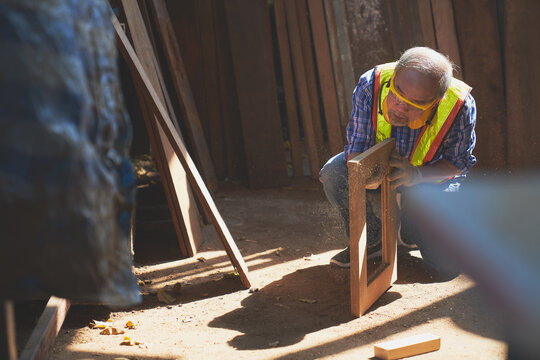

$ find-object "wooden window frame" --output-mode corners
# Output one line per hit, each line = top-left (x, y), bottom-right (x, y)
(348, 138), (398, 316)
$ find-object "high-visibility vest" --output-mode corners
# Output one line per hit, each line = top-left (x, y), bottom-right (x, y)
(372, 62), (471, 166)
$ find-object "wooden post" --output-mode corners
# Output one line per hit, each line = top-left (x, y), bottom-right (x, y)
(349, 139), (397, 316)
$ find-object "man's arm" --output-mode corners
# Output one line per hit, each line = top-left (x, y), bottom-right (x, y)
(389, 153), (460, 189)
(345, 69), (376, 158)
(389, 93), (477, 189)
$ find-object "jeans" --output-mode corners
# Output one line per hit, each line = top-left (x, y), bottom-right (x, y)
(320, 152), (460, 278)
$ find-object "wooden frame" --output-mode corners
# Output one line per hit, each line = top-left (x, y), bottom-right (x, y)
(348, 139), (397, 316)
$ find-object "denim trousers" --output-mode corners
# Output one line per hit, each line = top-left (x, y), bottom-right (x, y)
(319, 152), (460, 278)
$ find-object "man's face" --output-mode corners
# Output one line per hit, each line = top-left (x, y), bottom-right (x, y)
(386, 67), (440, 127)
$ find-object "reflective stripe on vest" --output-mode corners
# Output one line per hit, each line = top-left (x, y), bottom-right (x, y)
(371, 62), (471, 166)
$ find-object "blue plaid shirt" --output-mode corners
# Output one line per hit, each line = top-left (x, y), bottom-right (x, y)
(344, 68), (477, 176)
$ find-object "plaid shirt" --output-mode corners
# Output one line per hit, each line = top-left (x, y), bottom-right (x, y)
(344, 68), (477, 176)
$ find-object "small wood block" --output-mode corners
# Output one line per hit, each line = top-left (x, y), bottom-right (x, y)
(373, 333), (440, 360)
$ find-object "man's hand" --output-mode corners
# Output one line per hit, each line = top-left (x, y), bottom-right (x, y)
(389, 150), (423, 189)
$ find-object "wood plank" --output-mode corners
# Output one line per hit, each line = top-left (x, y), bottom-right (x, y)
(197, 0), (227, 181)
(374, 333), (441, 360)
(224, 0), (289, 188)
(148, 0), (218, 191)
(138, 0), (181, 134)
(212, 0), (247, 181)
(19, 297), (70, 360)
(341, 0), (394, 80)
(114, 15), (252, 288)
(284, 0), (321, 178)
(295, 0), (327, 166)
(134, 86), (190, 256)
(307, 0), (344, 156)
(416, 0), (437, 49)
(349, 139), (397, 316)
(504, 0), (540, 169)
(430, 0), (462, 78)
(1, 301), (17, 360)
(274, 0), (303, 177)
(122, 0), (203, 255)
(323, 0), (351, 131)
(384, 0), (427, 56)
(453, 0), (507, 170)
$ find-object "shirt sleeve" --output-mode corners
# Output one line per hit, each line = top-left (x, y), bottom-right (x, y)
(344, 69), (376, 158)
(438, 93), (477, 174)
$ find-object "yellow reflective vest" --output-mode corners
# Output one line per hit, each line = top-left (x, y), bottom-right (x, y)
(372, 62), (471, 166)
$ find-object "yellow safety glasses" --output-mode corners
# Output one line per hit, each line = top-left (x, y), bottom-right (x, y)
(389, 74), (440, 111)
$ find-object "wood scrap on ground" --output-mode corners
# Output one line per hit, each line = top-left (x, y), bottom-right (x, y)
(373, 333), (440, 360)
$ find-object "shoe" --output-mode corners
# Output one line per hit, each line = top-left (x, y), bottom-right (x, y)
(330, 243), (383, 268)
(330, 247), (350, 268)
(397, 223), (418, 249)
(367, 241), (382, 260)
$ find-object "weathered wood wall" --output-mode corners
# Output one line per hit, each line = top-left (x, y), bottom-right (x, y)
(148, 0), (539, 189)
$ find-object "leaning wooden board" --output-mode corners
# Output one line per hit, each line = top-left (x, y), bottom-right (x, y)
(148, 0), (218, 192)
(122, 0), (203, 256)
(114, 15), (252, 288)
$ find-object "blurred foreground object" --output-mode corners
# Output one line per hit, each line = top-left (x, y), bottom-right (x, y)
(0, 0), (140, 306)
(408, 174), (540, 359)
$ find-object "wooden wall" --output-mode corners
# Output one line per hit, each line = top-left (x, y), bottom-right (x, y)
(151, 0), (539, 189)
(338, 0), (538, 171)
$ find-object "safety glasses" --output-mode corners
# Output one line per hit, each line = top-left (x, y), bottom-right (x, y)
(389, 74), (440, 111)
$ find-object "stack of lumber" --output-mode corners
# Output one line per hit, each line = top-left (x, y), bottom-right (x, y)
(164, 0), (348, 184)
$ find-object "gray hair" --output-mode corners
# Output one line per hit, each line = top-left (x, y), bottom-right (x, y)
(395, 47), (454, 99)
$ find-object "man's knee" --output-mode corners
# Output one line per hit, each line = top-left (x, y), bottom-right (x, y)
(319, 152), (347, 185)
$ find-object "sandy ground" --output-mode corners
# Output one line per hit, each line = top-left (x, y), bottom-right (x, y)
(40, 178), (507, 359)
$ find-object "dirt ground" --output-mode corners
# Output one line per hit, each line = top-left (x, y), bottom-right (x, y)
(37, 178), (507, 359)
